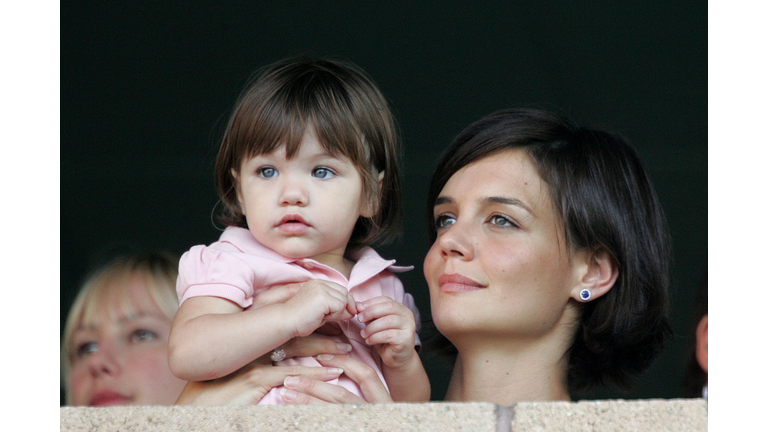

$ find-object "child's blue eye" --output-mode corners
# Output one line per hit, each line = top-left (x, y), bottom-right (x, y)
(257, 167), (277, 178)
(434, 214), (456, 229)
(75, 342), (98, 358)
(312, 167), (335, 179)
(129, 329), (158, 344)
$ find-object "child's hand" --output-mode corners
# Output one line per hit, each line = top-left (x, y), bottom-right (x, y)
(356, 296), (417, 369)
(284, 279), (357, 338)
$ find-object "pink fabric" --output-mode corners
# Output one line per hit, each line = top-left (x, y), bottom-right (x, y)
(177, 226), (420, 405)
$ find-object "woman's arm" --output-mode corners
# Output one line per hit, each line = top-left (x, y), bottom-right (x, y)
(176, 335), (355, 405)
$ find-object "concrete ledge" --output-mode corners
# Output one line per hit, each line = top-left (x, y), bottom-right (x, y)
(60, 399), (707, 432)
(509, 399), (707, 432)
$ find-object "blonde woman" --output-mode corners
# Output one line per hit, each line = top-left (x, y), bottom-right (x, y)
(62, 252), (342, 406)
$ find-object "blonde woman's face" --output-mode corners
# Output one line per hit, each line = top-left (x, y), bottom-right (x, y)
(67, 275), (185, 406)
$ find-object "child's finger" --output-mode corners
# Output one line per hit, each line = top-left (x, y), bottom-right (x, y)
(357, 300), (411, 325)
(360, 313), (404, 338)
(363, 328), (408, 347)
(346, 292), (358, 315)
(355, 296), (393, 312)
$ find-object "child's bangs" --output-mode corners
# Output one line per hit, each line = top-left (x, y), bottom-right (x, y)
(310, 104), (370, 169)
(241, 76), (369, 169)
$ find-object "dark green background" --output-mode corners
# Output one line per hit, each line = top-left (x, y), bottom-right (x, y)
(61, 2), (707, 404)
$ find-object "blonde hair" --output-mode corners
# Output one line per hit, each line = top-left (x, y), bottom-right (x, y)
(61, 252), (179, 403)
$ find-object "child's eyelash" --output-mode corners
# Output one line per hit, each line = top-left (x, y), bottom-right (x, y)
(256, 166), (277, 177)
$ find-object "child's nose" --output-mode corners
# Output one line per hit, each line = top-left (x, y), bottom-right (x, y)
(280, 177), (308, 206)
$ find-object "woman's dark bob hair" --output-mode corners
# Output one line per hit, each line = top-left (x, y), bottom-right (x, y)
(427, 108), (673, 391)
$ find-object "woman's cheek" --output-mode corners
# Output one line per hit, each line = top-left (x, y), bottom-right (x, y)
(68, 367), (91, 406)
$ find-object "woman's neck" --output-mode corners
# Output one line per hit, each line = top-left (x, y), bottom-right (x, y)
(444, 335), (571, 406)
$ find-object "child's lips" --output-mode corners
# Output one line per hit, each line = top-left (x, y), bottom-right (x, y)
(276, 214), (311, 234)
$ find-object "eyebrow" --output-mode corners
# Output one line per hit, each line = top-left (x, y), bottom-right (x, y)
(117, 312), (167, 324)
(434, 195), (535, 216)
(75, 312), (166, 332)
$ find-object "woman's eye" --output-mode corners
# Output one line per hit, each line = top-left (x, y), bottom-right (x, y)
(489, 214), (516, 227)
(129, 329), (158, 344)
(434, 214), (456, 229)
(312, 167), (335, 179)
(257, 167), (277, 178)
(75, 342), (98, 358)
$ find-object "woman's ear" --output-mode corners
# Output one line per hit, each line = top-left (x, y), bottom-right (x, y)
(571, 247), (619, 302)
(695, 314), (708, 374)
(230, 168), (245, 216)
(360, 170), (385, 218)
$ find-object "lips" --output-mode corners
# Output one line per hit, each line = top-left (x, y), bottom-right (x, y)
(276, 214), (311, 234)
(89, 390), (133, 407)
(437, 273), (486, 293)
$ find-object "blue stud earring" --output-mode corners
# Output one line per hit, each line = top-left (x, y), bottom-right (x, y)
(579, 289), (592, 302)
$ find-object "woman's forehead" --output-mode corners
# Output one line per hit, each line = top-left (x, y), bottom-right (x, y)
(446, 150), (545, 197)
(78, 274), (165, 327)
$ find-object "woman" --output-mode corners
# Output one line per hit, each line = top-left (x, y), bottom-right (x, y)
(260, 107), (672, 405)
(422, 107), (672, 404)
(61, 252), (348, 406)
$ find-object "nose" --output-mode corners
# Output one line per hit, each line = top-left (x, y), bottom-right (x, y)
(279, 174), (308, 207)
(437, 223), (474, 261)
(86, 343), (121, 378)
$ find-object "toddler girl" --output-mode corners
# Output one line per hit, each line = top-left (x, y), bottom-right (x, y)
(168, 58), (429, 403)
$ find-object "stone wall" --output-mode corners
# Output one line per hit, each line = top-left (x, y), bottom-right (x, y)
(60, 399), (707, 432)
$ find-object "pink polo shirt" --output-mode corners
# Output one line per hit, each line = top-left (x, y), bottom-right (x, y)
(177, 226), (420, 404)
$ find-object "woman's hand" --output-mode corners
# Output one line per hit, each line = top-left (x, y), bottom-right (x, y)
(280, 354), (393, 404)
(176, 335), (353, 405)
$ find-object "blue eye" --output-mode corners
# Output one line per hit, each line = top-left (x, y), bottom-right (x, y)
(434, 214), (456, 229)
(257, 167), (277, 178)
(129, 329), (158, 344)
(75, 342), (98, 358)
(312, 167), (335, 179)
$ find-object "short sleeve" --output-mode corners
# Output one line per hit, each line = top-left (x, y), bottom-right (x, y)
(176, 245), (257, 308)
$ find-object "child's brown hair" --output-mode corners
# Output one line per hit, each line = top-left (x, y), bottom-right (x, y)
(215, 57), (402, 252)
